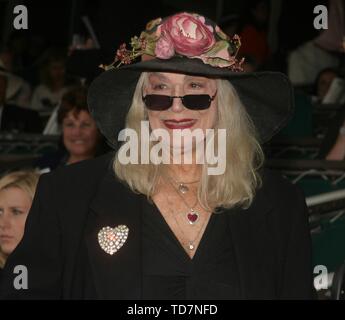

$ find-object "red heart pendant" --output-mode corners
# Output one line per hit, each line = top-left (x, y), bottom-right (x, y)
(187, 211), (199, 224)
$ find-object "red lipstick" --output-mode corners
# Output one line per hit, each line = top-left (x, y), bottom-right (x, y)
(163, 118), (197, 129)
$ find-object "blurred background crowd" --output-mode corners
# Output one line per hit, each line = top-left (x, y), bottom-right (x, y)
(0, 0), (345, 299)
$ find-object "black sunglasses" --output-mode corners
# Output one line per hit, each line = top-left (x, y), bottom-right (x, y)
(142, 91), (217, 111)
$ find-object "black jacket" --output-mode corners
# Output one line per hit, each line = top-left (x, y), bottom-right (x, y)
(0, 152), (314, 299)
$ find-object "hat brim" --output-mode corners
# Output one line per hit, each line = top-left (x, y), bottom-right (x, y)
(88, 57), (294, 149)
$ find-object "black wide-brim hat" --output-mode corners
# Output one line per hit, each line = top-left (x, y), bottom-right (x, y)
(88, 56), (294, 149)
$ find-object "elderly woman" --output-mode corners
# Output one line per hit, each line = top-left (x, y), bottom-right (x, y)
(0, 171), (40, 283)
(0, 13), (313, 300)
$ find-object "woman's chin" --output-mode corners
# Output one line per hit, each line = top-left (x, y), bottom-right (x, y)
(68, 148), (92, 158)
(0, 243), (15, 256)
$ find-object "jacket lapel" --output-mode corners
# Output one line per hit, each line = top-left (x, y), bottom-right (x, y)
(85, 169), (143, 299)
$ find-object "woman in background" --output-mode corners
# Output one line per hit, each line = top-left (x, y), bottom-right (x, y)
(0, 171), (40, 283)
(30, 49), (69, 112)
(35, 86), (110, 171)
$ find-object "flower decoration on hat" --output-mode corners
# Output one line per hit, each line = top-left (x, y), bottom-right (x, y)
(101, 12), (244, 71)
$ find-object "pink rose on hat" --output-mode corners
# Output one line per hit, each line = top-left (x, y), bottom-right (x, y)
(160, 12), (215, 57)
(154, 33), (175, 59)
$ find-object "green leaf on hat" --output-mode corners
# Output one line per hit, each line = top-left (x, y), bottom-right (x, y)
(204, 40), (229, 56)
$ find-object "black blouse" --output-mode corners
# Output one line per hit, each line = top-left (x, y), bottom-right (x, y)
(0, 267), (3, 288)
(142, 199), (241, 299)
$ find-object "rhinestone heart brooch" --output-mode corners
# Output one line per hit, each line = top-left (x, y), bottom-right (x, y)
(98, 225), (129, 255)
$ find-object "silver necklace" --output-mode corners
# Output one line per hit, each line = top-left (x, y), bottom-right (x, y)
(164, 174), (201, 225)
(166, 194), (210, 252)
(165, 171), (200, 194)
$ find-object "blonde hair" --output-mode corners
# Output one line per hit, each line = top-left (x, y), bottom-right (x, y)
(0, 251), (5, 269)
(113, 72), (264, 211)
(0, 170), (40, 268)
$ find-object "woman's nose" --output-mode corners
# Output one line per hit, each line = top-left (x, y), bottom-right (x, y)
(170, 97), (184, 113)
(70, 126), (83, 136)
(170, 88), (185, 113)
(0, 214), (11, 230)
